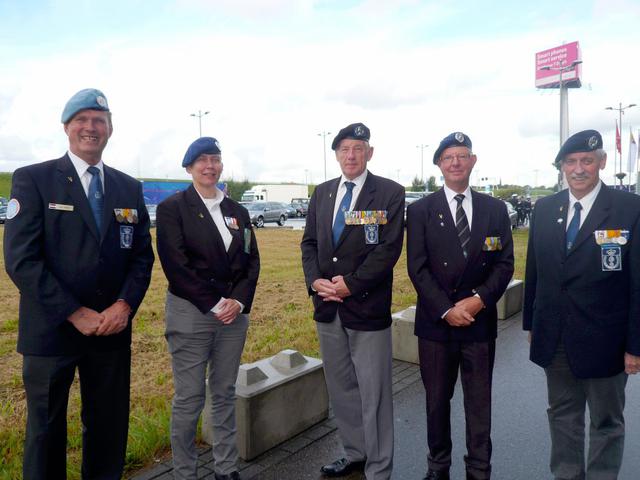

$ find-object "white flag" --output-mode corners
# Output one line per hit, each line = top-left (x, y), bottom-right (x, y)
(628, 129), (637, 173)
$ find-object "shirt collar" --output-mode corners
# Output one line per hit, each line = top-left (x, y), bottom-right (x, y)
(67, 150), (104, 176)
(568, 180), (602, 211)
(194, 185), (225, 208)
(443, 184), (472, 205)
(340, 169), (368, 189)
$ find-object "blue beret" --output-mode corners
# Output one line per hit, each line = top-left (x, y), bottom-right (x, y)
(554, 130), (603, 167)
(182, 137), (222, 167)
(433, 132), (472, 164)
(61, 88), (109, 123)
(331, 122), (370, 150)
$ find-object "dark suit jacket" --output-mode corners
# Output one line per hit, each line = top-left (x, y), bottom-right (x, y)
(4, 154), (154, 356)
(300, 171), (405, 331)
(156, 185), (259, 314)
(407, 188), (514, 342)
(523, 183), (640, 378)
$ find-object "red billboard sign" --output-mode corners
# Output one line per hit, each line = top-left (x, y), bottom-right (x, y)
(535, 41), (582, 88)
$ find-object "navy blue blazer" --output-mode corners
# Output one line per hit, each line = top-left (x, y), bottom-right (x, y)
(301, 171), (405, 331)
(156, 185), (260, 314)
(407, 188), (514, 342)
(4, 154), (154, 356)
(523, 183), (640, 378)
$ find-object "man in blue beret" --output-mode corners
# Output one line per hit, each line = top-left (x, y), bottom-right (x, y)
(406, 132), (514, 480)
(4, 88), (154, 479)
(302, 122), (405, 479)
(524, 129), (640, 479)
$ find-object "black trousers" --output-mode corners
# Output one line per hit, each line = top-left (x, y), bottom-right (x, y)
(418, 338), (495, 480)
(22, 349), (131, 480)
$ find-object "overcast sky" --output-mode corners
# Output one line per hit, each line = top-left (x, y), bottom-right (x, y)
(1, 0), (639, 189)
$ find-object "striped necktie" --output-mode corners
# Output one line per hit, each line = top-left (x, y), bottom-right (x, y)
(454, 193), (470, 258)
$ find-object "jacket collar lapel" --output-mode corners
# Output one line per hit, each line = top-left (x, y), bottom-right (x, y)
(567, 183), (611, 255)
(220, 198), (242, 258)
(335, 172), (376, 249)
(185, 185), (228, 256)
(56, 154), (100, 241)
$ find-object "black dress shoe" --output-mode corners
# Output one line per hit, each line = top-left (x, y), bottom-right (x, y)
(320, 457), (366, 477)
(423, 470), (450, 480)
(214, 472), (240, 480)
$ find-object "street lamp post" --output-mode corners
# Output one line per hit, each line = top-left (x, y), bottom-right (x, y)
(606, 103), (637, 188)
(190, 110), (210, 137)
(539, 59), (582, 190)
(416, 144), (428, 185)
(317, 131), (331, 182)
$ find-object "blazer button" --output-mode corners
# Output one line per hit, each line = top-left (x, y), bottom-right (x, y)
(443, 262), (448, 267)
(332, 257), (338, 262)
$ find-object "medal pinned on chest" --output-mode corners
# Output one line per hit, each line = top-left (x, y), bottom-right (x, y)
(595, 229), (629, 271)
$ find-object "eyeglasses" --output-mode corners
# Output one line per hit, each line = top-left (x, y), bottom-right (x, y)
(440, 153), (471, 163)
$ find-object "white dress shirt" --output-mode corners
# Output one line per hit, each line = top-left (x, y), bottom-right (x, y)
(193, 186), (243, 313)
(567, 181), (602, 230)
(68, 150), (104, 195)
(443, 184), (473, 230)
(332, 170), (368, 223)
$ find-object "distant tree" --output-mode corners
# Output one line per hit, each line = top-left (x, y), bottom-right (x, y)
(408, 176), (426, 191)
(427, 175), (437, 192)
(223, 179), (253, 201)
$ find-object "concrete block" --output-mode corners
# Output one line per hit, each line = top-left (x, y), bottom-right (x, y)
(202, 350), (329, 460)
(497, 279), (523, 320)
(391, 306), (419, 364)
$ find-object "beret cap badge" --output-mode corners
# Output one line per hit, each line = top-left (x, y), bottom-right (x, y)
(354, 125), (366, 137)
(588, 135), (598, 149)
(454, 132), (465, 143)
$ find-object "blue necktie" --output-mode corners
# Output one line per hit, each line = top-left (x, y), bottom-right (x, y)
(332, 181), (355, 246)
(87, 166), (104, 235)
(566, 202), (582, 251)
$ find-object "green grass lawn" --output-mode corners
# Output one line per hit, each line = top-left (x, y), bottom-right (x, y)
(0, 227), (528, 479)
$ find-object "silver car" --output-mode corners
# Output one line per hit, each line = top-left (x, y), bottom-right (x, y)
(245, 201), (288, 228)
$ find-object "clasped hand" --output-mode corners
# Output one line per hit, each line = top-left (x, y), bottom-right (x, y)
(312, 275), (351, 303)
(444, 296), (484, 327)
(68, 301), (132, 336)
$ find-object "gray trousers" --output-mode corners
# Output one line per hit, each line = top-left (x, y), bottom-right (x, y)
(165, 292), (248, 480)
(316, 315), (394, 480)
(545, 346), (627, 480)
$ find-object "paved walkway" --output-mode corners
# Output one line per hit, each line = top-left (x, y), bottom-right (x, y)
(132, 314), (640, 479)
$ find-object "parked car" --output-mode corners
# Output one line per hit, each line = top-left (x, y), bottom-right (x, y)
(146, 204), (157, 227)
(245, 201), (288, 227)
(503, 200), (517, 230)
(404, 191), (429, 222)
(290, 201), (308, 217)
(0, 205), (6, 224)
(279, 203), (298, 218)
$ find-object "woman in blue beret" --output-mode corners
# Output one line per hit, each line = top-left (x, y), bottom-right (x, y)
(156, 137), (260, 480)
